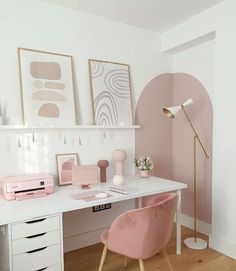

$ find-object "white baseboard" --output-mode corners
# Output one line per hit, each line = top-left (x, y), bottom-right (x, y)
(209, 233), (236, 260)
(181, 214), (212, 236)
(64, 227), (108, 253)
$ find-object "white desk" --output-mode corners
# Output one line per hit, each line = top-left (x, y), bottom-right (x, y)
(0, 175), (187, 271)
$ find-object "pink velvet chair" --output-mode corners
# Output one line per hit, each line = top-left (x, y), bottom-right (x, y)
(98, 193), (178, 271)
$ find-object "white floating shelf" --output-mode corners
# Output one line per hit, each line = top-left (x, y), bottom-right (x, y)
(0, 125), (140, 130)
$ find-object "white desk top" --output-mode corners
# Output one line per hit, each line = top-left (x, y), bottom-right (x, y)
(0, 175), (187, 226)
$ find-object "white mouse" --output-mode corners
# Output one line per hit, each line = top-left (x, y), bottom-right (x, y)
(95, 192), (108, 199)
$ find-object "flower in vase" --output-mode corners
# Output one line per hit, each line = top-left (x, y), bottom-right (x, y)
(134, 156), (154, 171)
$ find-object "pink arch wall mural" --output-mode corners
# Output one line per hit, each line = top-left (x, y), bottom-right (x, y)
(135, 73), (213, 224)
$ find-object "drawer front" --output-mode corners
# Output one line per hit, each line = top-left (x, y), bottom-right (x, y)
(12, 230), (61, 255)
(11, 216), (60, 240)
(26, 264), (62, 271)
(45, 264), (62, 271)
(13, 244), (61, 271)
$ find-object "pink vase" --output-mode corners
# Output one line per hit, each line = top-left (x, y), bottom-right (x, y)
(139, 170), (148, 178)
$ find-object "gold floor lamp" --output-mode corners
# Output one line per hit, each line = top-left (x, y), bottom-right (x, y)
(163, 98), (209, 250)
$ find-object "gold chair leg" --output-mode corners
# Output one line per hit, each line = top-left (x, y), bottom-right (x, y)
(124, 256), (128, 268)
(162, 248), (174, 271)
(139, 259), (145, 271)
(98, 245), (108, 271)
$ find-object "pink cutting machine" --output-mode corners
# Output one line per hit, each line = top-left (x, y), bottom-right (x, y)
(0, 174), (54, 200)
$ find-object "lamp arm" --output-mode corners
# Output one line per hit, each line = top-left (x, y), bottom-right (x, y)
(181, 106), (209, 159)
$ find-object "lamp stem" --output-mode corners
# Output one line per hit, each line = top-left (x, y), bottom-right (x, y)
(179, 103), (209, 250)
(181, 106), (209, 159)
(182, 106), (209, 243)
(194, 136), (197, 242)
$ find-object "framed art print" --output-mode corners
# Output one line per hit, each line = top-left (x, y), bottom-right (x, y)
(56, 153), (79, 185)
(89, 59), (133, 126)
(18, 48), (77, 126)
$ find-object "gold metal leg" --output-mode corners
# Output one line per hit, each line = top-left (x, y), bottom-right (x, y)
(163, 249), (174, 271)
(124, 256), (128, 268)
(139, 259), (145, 271)
(98, 245), (107, 271)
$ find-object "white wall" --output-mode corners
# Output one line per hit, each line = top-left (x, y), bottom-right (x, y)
(0, 0), (171, 177)
(172, 40), (215, 100)
(0, 0), (171, 127)
(161, 4), (219, 52)
(211, 4), (236, 259)
(0, 0), (171, 250)
(161, 0), (236, 260)
(0, 0), (170, 175)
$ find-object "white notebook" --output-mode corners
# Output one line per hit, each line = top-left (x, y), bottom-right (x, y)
(109, 185), (138, 195)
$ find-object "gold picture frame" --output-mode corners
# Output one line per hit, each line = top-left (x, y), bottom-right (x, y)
(18, 47), (77, 126)
(89, 59), (133, 126)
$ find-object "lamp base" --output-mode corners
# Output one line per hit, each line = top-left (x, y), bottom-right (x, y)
(184, 237), (207, 250)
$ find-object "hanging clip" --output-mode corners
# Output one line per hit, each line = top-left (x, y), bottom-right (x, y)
(32, 132), (35, 143)
(17, 136), (21, 148)
(64, 134), (67, 145)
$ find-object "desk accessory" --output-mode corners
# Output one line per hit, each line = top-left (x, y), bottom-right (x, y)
(72, 165), (98, 189)
(113, 175), (124, 186)
(163, 98), (209, 250)
(112, 149), (127, 175)
(109, 185), (138, 195)
(70, 190), (112, 201)
(134, 156), (154, 178)
(97, 160), (109, 182)
(70, 189), (101, 199)
(95, 192), (108, 199)
(56, 153), (79, 185)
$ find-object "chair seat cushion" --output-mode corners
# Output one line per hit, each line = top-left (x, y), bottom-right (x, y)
(100, 229), (109, 245)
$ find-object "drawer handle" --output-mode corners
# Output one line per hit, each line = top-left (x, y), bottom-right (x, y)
(27, 246), (47, 254)
(25, 218), (46, 224)
(26, 232), (47, 239)
(36, 268), (48, 271)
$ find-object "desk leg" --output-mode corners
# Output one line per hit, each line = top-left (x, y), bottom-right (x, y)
(136, 197), (143, 208)
(176, 189), (181, 255)
(59, 213), (64, 271)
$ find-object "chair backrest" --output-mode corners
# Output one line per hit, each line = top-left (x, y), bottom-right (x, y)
(107, 193), (178, 260)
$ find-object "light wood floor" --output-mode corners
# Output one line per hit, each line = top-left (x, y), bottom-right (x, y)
(64, 227), (236, 271)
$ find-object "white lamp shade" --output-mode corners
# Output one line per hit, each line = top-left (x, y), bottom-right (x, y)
(163, 106), (181, 118)
(182, 98), (193, 107)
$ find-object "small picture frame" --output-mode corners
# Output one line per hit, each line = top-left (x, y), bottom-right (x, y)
(56, 153), (79, 185)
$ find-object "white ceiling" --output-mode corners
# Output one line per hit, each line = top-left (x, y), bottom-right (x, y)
(43, 0), (223, 32)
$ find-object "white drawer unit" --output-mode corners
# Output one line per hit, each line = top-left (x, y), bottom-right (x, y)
(13, 244), (61, 271)
(12, 230), (61, 255)
(11, 216), (60, 240)
(7, 214), (64, 271)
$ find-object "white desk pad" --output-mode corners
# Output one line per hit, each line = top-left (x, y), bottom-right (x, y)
(70, 190), (113, 202)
